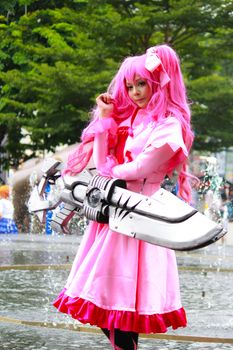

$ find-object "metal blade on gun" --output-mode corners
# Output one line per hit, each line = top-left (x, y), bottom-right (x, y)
(28, 158), (227, 251)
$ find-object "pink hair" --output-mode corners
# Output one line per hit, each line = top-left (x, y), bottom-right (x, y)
(64, 44), (194, 202)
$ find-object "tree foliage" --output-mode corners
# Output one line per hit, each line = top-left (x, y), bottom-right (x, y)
(0, 0), (232, 168)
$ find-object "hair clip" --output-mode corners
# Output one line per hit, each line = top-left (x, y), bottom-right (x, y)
(145, 47), (170, 87)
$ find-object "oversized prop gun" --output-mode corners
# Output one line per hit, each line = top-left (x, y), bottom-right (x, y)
(28, 158), (227, 251)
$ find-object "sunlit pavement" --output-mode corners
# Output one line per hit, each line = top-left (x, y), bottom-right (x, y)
(224, 221), (233, 245)
(0, 224), (233, 349)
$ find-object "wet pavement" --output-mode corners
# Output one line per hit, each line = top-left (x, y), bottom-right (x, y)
(0, 232), (233, 349)
(1, 322), (233, 350)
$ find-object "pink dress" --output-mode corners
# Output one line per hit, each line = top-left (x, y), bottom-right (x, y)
(53, 110), (188, 333)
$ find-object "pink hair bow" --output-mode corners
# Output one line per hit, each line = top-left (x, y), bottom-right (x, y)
(145, 47), (170, 88)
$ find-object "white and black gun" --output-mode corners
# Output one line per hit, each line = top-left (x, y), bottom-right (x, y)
(28, 158), (227, 251)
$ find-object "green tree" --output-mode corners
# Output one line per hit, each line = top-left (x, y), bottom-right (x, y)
(0, 0), (232, 168)
(84, 0), (233, 151)
(0, 1), (116, 167)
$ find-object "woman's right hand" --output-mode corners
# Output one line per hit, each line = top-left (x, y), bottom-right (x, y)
(96, 93), (114, 119)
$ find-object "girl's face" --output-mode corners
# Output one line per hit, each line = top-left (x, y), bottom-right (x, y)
(125, 75), (152, 108)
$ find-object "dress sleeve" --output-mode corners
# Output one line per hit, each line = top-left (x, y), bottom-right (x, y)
(91, 117), (119, 171)
(147, 116), (187, 154)
(82, 117), (118, 139)
(111, 144), (175, 180)
(93, 132), (109, 170)
(112, 117), (188, 181)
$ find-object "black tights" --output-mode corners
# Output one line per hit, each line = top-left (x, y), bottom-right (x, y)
(101, 328), (139, 350)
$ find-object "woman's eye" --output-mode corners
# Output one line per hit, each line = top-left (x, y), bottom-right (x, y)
(138, 81), (146, 87)
(127, 85), (133, 90)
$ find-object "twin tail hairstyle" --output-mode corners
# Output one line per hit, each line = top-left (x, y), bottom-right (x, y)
(64, 44), (194, 203)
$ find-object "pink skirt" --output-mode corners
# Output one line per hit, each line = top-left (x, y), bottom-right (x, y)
(53, 221), (187, 333)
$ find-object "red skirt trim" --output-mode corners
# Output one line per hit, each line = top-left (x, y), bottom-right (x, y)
(53, 289), (187, 334)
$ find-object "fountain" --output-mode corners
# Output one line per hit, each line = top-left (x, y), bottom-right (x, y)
(0, 155), (233, 349)
(0, 232), (233, 349)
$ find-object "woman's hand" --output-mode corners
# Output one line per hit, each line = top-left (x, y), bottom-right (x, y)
(96, 93), (114, 119)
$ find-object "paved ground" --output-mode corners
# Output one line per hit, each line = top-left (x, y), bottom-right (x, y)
(222, 221), (233, 245)
(227, 221), (233, 243)
(0, 223), (233, 350)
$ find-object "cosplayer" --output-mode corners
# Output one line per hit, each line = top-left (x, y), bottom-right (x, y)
(0, 185), (18, 234)
(53, 44), (194, 349)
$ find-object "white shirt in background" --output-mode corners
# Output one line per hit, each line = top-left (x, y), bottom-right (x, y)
(0, 198), (14, 219)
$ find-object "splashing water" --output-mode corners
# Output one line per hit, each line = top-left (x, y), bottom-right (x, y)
(28, 170), (87, 236)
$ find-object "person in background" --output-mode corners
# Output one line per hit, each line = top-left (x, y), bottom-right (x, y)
(0, 185), (18, 234)
(54, 44), (194, 350)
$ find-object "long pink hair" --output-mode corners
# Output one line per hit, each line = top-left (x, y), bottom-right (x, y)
(64, 44), (194, 202)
